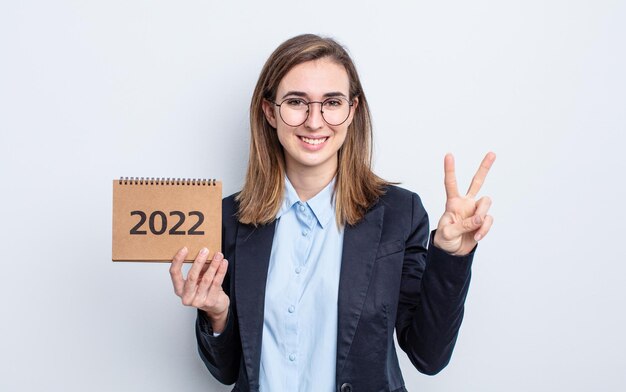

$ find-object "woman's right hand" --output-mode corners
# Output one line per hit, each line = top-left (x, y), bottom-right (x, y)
(170, 247), (230, 333)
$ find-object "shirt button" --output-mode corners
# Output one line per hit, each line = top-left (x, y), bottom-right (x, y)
(302, 230), (308, 236)
(299, 205), (305, 212)
(288, 305), (295, 313)
(289, 353), (296, 361)
(295, 267), (302, 274)
(340, 383), (353, 392)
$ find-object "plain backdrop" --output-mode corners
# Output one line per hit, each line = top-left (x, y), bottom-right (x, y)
(1, 1), (625, 391)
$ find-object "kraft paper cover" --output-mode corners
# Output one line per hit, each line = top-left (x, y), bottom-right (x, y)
(112, 178), (222, 262)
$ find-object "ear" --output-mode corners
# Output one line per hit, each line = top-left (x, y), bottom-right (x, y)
(262, 99), (278, 128)
(346, 96), (359, 126)
(352, 96), (359, 112)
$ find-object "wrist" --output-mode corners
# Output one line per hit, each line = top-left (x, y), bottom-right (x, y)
(432, 230), (453, 252)
(432, 229), (466, 256)
(204, 308), (228, 334)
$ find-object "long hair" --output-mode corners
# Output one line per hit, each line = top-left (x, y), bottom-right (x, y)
(236, 34), (389, 226)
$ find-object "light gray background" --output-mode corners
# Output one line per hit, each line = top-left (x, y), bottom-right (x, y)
(1, 1), (625, 391)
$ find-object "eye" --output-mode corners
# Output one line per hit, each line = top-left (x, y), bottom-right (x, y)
(323, 98), (343, 107)
(285, 98), (307, 107)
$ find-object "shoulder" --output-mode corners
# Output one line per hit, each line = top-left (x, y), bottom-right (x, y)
(222, 192), (240, 228)
(222, 192), (239, 215)
(375, 185), (428, 230)
(220, 193), (241, 258)
(379, 184), (425, 211)
(347, 184), (430, 248)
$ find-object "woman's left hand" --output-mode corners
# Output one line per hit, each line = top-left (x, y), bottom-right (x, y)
(433, 152), (496, 256)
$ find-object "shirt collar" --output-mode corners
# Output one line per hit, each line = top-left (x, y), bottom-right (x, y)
(276, 176), (301, 219)
(276, 176), (336, 229)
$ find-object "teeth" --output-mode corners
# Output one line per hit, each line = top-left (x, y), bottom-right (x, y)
(300, 136), (328, 145)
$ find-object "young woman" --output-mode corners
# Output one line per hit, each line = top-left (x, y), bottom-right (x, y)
(170, 34), (495, 392)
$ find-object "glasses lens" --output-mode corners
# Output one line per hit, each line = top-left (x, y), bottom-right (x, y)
(278, 97), (352, 127)
(279, 98), (309, 127)
(321, 97), (351, 126)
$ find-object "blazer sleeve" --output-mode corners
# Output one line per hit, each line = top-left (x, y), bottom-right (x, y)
(395, 192), (475, 375)
(194, 197), (242, 385)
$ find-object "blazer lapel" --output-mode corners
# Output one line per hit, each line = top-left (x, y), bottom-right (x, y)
(336, 203), (385, 377)
(235, 221), (276, 388)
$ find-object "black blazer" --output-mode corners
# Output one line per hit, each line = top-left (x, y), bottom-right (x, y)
(196, 185), (475, 392)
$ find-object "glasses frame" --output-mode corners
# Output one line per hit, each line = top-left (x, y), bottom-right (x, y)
(270, 97), (354, 127)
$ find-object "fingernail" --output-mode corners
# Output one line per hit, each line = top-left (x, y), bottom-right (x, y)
(214, 252), (224, 261)
(473, 215), (482, 225)
(180, 247), (188, 254)
(200, 247), (208, 256)
(474, 233), (482, 241)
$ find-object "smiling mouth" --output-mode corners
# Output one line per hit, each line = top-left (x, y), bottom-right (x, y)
(299, 136), (328, 145)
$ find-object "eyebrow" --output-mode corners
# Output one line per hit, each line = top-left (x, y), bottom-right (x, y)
(280, 91), (348, 100)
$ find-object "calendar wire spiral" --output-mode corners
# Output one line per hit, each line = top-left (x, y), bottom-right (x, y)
(118, 177), (218, 186)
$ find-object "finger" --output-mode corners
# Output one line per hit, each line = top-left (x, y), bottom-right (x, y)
(474, 215), (494, 241)
(466, 152), (496, 198)
(196, 252), (225, 303)
(474, 196), (492, 220)
(197, 258), (229, 309)
(211, 258), (229, 290)
(444, 153), (460, 200)
(181, 248), (209, 305)
(169, 247), (188, 297)
(446, 214), (484, 238)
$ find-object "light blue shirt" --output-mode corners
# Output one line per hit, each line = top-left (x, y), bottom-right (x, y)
(259, 177), (344, 392)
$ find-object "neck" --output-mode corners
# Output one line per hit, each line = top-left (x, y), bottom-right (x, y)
(286, 162), (337, 202)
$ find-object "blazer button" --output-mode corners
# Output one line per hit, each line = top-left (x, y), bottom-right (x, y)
(340, 383), (353, 392)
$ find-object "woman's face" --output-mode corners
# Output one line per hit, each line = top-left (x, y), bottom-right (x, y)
(262, 58), (357, 176)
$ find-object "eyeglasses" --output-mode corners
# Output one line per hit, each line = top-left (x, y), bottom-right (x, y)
(270, 97), (354, 127)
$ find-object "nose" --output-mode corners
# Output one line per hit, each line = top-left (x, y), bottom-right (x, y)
(304, 102), (324, 130)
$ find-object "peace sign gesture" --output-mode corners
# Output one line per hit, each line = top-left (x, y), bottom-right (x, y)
(432, 152), (496, 256)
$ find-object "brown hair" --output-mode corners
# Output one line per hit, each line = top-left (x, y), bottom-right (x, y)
(236, 34), (390, 226)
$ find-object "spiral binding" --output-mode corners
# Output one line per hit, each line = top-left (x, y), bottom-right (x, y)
(118, 177), (217, 186)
